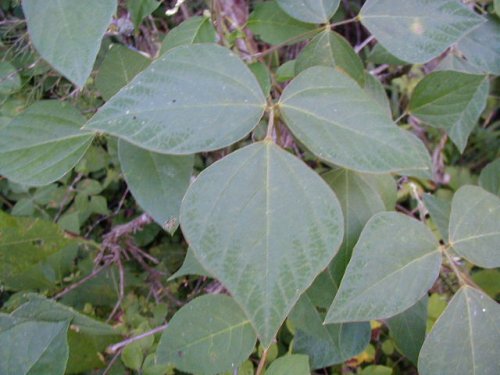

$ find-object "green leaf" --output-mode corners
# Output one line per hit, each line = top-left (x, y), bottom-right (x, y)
(363, 72), (392, 118)
(248, 1), (318, 45)
(156, 295), (256, 375)
(386, 295), (428, 364)
(85, 44), (266, 154)
(0, 61), (21, 95)
(127, 0), (160, 31)
(279, 67), (432, 176)
(423, 193), (451, 241)
(471, 269), (500, 300)
(457, 16), (500, 75)
(95, 44), (151, 101)
(323, 169), (392, 275)
(276, 60), (297, 82)
(159, 16), (216, 55)
(359, 0), (484, 64)
(434, 53), (484, 74)
(249, 62), (272, 98)
(325, 212), (441, 323)
(418, 286), (500, 375)
(367, 44), (409, 66)
(168, 247), (211, 280)
(12, 294), (116, 336)
(295, 30), (365, 86)
(118, 140), (193, 232)
(0, 101), (94, 186)
(289, 294), (370, 369)
(479, 159), (500, 196)
(180, 142), (343, 346)
(22, 0), (117, 87)
(448, 185), (500, 268)
(0, 212), (76, 290)
(0, 320), (69, 375)
(496, 0), (500, 17)
(276, 0), (340, 24)
(409, 71), (489, 152)
(265, 354), (310, 375)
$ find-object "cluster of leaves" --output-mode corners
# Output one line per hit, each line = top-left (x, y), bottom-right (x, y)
(0, 0), (499, 374)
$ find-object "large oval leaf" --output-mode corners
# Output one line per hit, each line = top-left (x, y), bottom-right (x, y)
(359, 0), (484, 64)
(0, 101), (94, 186)
(22, 0), (117, 87)
(279, 67), (432, 176)
(0, 320), (69, 375)
(180, 142), (344, 347)
(418, 286), (500, 375)
(118, 140), (193, 232)
(449, 185), (500, 268)
(409, 71), (489, 153)
(325, 212), (441, 323)
(276, 0), (340, 24)
(156, 295), (256, 375)
(85, 44), (266, 154)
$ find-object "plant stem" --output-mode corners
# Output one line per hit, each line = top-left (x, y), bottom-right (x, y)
(265, 105), (275, 141)
(330, 16), (359, 29)
(251, 28), (323, 59)
(107, 323), (169, 353)
(442, 248), (478, 289)
(255, 347), (269, 375)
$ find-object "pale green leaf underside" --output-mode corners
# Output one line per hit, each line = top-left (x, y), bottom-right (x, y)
(118, 140), (193, 232)
(248, 1), (318, 45)
(95, 44), (151, 101)
(279, 67), (432, 176)
(457, 16), (500, 76)
(449, 185), (500, 268)
(409, 71), (489, 153)
(276, 0), (340, 24)
(85, 44), (266, 154)
(159, 16), (216, 55)
(180, 142), (344, 347)
(479, 159), (500, 196)
(0, 101), (94, 186)
(22, 0), (117, 87)
(386, 295), (428, 364)
(295, 30), (365, 86)
(325, 212), (441, 323)
(266, 354), (310, 375)
(157, 295), (256, 375)
(418, 286), (500, 375)
(0, 320), (69, 375)
(359, 0), (485, 64)
(290, 294), (370, 369)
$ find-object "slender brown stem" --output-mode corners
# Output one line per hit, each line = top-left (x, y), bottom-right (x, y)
(255, 347), (269, 375)
(107, 323), (169, 353)
(251, 27), (323, 58)
(265, 105), (275, 141)
(330, 16), (359, 29)
(53, 261), (111, 300)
